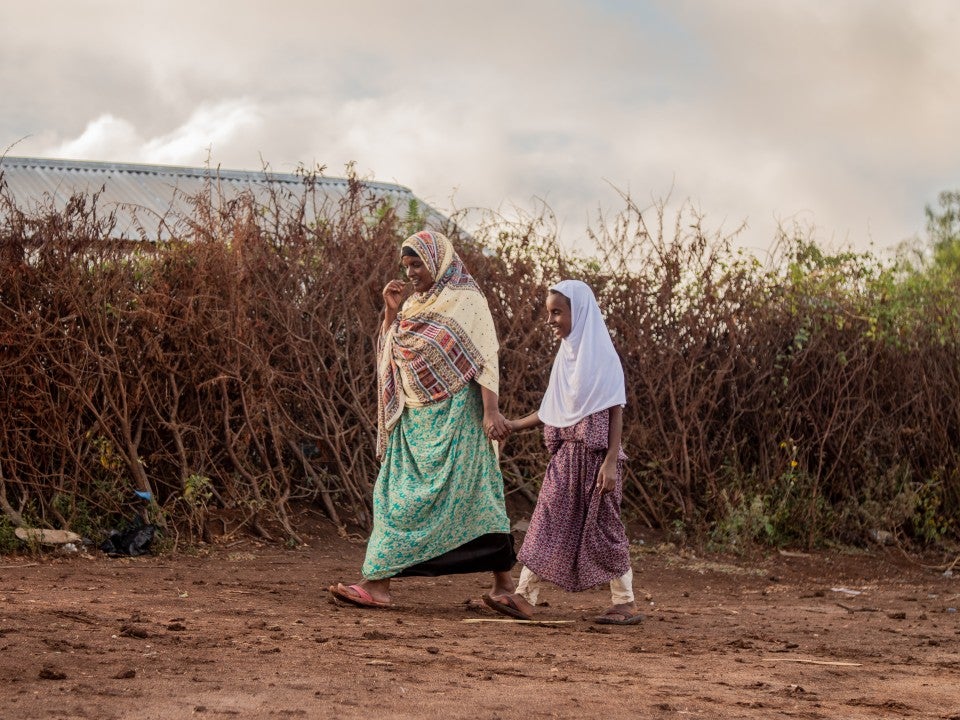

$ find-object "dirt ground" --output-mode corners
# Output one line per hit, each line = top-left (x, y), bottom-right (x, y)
(2, 513), (959, 720)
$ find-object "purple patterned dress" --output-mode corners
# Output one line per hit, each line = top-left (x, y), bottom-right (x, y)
(516, 408), (631, 592)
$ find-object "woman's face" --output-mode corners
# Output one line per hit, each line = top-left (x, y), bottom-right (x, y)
(402, 253), (433, 293)
(545, 292), (572, 339)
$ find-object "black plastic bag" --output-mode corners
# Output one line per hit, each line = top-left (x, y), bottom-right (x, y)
(100, 522), (156, 556)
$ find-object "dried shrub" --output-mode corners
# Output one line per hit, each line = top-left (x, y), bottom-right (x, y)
(0, 168), (957, 550)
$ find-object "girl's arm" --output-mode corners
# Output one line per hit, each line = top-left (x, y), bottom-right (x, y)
(596, 405), (623, 495)
(505, 411), (542, 433)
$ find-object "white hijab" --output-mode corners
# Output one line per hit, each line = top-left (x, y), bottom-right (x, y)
(537, 280), (626, 428)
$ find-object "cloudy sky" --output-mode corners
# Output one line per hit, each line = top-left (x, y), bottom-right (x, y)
(3, 0), (958, 257)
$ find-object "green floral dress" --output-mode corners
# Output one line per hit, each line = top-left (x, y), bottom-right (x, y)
(361, 383), (511, 580)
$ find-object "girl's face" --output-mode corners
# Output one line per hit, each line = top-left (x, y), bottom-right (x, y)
(545, 292), (572, 339)
(402, 254), (433, 293)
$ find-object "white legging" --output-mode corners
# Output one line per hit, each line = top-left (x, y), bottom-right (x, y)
(515, 566), (635, 606)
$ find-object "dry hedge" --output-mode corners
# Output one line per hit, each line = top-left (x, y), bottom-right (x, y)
(1, 171), (957, 550)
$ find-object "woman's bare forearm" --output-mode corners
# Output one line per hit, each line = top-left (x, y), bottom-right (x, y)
(480, 385), (500, 415)
(381, 309), (398, 336)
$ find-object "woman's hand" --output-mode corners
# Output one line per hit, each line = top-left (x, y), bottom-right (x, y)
(596, 458), (618, 496)
(382, 279), (407, 315)
(484, 410), (510, 441)
(381, 280), (408, 334)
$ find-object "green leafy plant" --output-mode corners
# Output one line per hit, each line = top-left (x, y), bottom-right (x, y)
(0, 516), (18, 554)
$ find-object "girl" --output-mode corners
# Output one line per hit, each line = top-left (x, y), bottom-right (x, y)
(482, 280), (642, 624)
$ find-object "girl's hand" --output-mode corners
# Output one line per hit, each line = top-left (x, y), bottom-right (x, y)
(382, 279), (407, 315)
(596, 458), (617, 495)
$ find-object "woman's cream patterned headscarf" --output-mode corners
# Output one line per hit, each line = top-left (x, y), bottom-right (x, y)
(376, 231), (499, 458)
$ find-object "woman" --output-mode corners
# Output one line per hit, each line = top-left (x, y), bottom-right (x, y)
(329, 230), (516, 608)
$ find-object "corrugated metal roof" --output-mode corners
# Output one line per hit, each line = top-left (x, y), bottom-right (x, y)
(0, 156), (442, 240)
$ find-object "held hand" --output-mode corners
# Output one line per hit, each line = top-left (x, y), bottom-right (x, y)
(596, 458), (617, 496)
(484, 411), (510, 442)
(382, 279), (407, 315)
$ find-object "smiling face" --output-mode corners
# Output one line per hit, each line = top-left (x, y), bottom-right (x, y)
(545, 290), (572, 339)
(402, 253), (433, 293)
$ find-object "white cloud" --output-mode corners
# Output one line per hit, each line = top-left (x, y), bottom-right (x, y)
(44, 100), (263, 167)
(141, 100), (263, 166)
(48, 115), (143, 160)
(5, 0), (959, 257)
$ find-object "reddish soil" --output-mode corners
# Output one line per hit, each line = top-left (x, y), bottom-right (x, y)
(2, 516), (959, 720)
